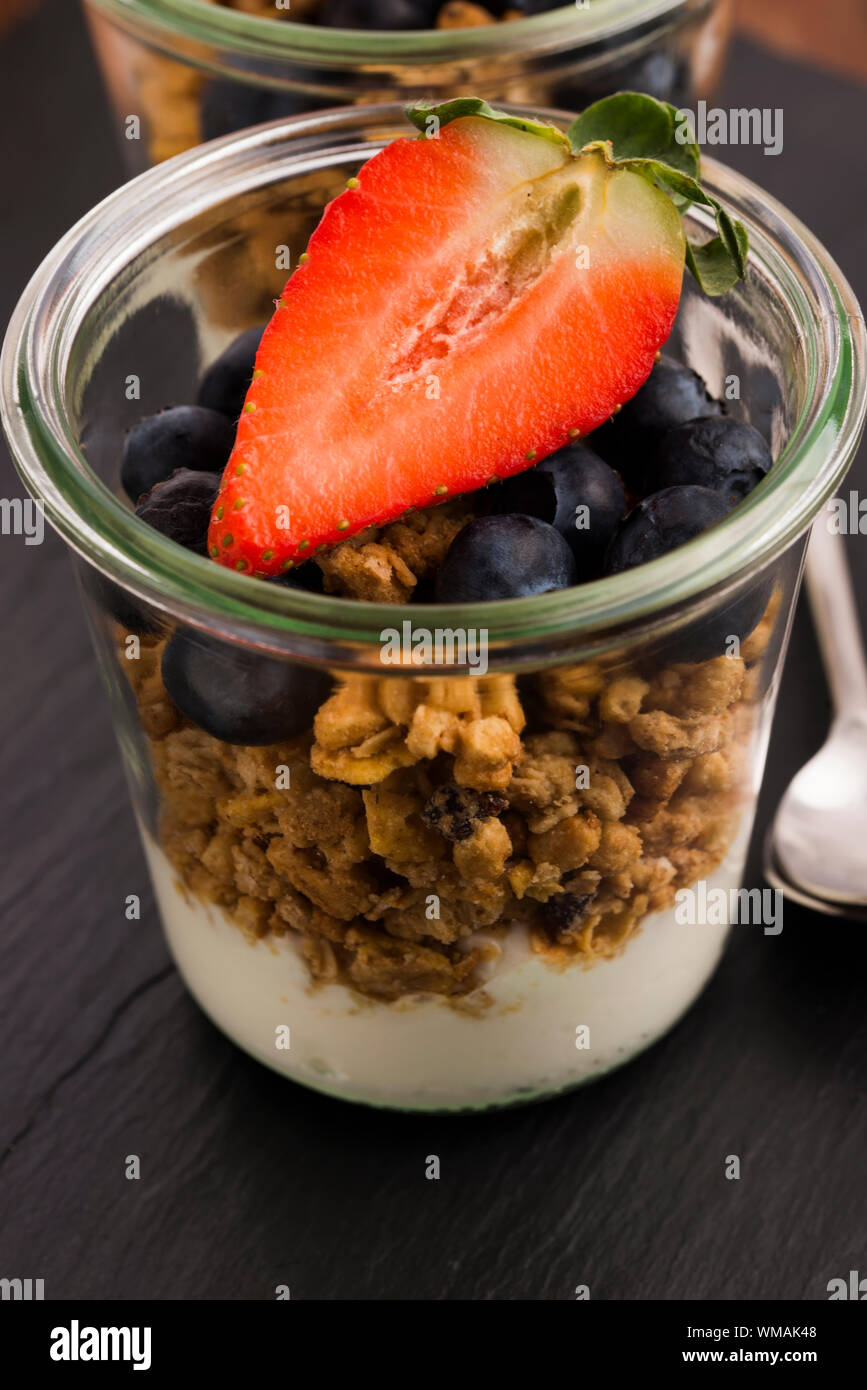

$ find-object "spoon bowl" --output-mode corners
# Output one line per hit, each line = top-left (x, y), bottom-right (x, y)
(765, 521), (867, 916)
(768, 713), (867, 907)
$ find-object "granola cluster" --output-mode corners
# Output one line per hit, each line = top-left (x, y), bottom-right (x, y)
(314, 500), (474, 603)
(122, 577), (779, 1003)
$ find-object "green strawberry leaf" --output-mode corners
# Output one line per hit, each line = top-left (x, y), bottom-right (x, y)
(566, 91), (700, 180)
(685, 225), (750, 296)
(405, 99), (571, 153)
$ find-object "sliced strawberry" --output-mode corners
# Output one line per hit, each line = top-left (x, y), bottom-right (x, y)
(209, 112), (685, 576)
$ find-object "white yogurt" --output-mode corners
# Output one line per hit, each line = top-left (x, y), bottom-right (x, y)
(143, 832), (748, 1110)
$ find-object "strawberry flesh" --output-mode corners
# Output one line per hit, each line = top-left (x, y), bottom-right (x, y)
(209, 115), (685, 576)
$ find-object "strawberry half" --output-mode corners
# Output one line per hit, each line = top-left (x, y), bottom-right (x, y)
(209, 98), (743, 577)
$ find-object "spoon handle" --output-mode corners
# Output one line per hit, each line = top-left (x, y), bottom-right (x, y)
(805, 515), (867, 717)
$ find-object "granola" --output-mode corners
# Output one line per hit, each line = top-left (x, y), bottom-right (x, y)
(121, 567), (777, 1002)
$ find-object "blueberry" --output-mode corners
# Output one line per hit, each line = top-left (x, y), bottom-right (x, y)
(201, 82), (322, 143)
(502, 0), (561, 13)
(435, 515), (577, 602)
(197, 326), (265, 422)
(647, 416), (772, 506)
(81, 568), (158, 637)
(135, 469), (221, 555)
(605, 485), (771, 661)
(605, 485), (729, 574)
(489, 444), (625, 580)
(317, 0), (437, 27)
(161, 630), (333, 745)
(121, 406), (235, 502)
(555, 49), (690, 113)
(201, 82), (274, 143)
(591, 356), (723, 490)
(676, 578), (773, 664)
(617, 49), (690, 105)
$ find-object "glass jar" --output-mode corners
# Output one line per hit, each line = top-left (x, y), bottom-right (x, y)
(2, 105), (864, 1111)
(83, 0), (732, 170)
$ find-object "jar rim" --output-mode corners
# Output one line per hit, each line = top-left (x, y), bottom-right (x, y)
(2, 103), (865, 668)
(84, 0), (696, 64)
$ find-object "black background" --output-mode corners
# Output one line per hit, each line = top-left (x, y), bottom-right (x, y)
(0, 1), (865, 1300)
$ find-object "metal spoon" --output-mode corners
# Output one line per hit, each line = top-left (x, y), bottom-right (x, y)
(764, 517), (867, 917)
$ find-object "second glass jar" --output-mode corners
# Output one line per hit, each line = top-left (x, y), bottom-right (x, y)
(84, 0), (732, 169)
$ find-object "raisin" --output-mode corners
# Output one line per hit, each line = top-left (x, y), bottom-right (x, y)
(543, 891), (595, 940)
(421, 783), (508, 842)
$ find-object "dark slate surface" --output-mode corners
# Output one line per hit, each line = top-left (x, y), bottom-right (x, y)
(0, 1), (864, 1300)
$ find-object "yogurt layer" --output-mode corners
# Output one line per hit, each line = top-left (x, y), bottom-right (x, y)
(144, 826), (749, 1110)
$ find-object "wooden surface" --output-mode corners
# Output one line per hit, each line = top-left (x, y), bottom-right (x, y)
(0, 1), (865, 1300)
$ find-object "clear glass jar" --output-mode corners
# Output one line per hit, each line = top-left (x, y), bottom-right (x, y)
(2, 106), (864, 1111)
(83, 0), (732, 169)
